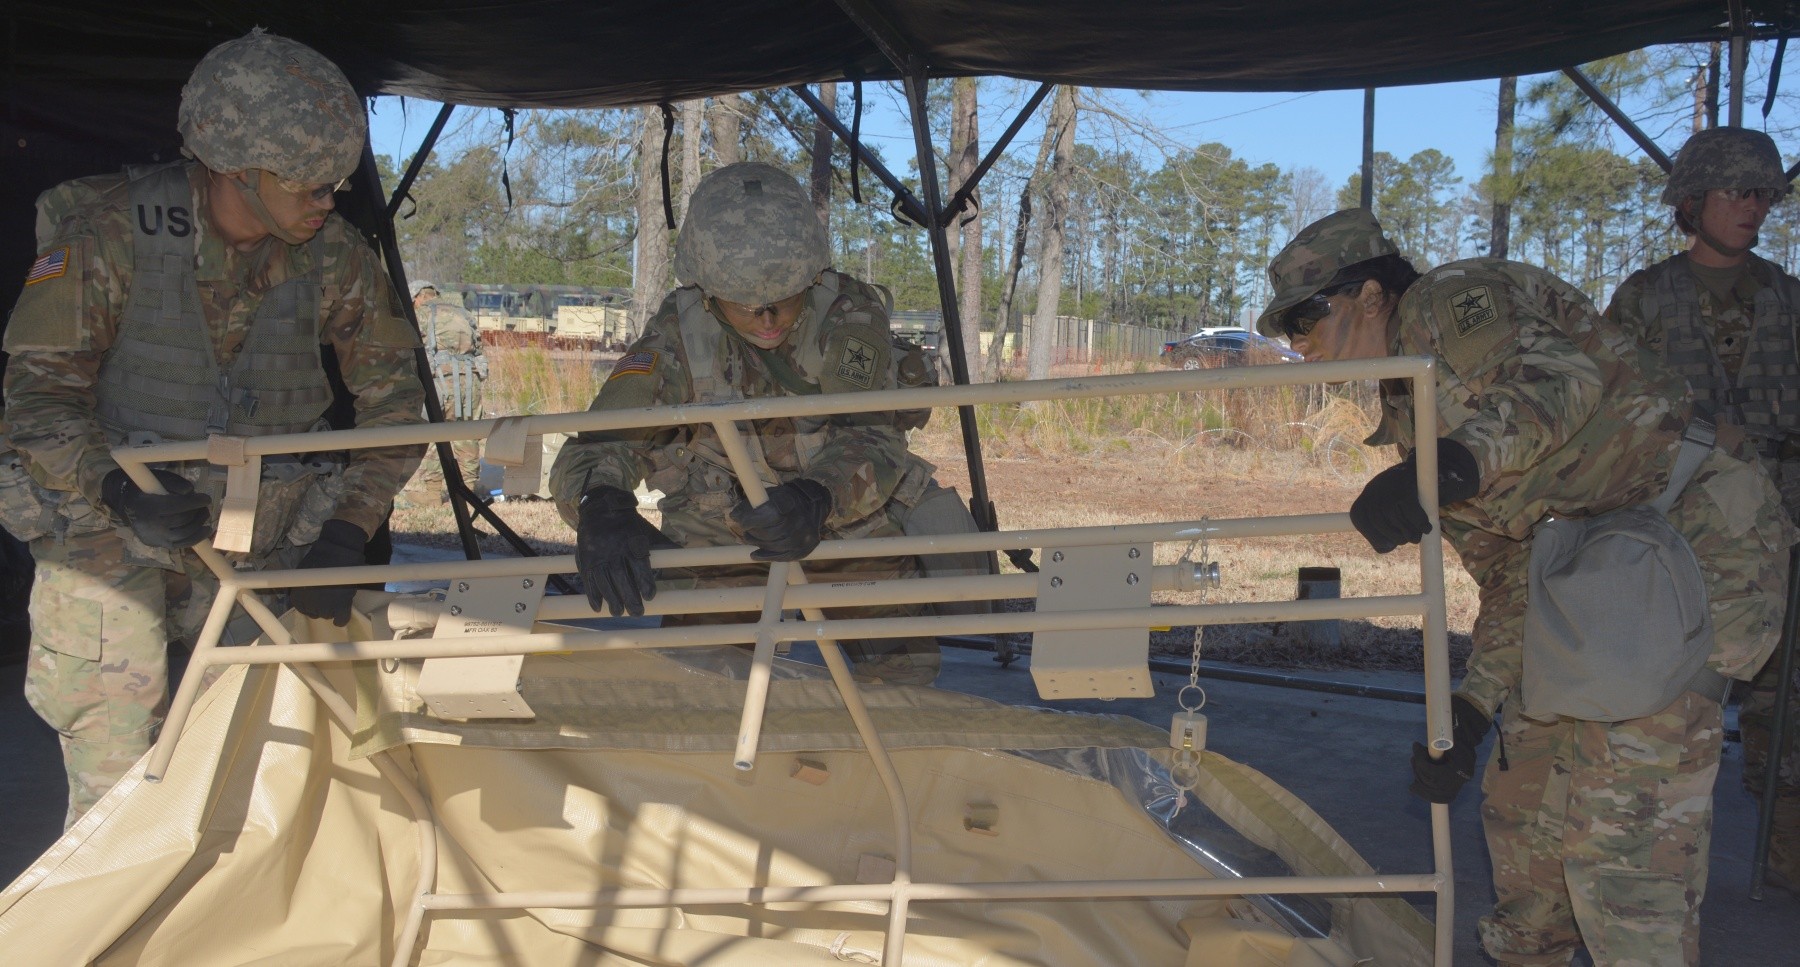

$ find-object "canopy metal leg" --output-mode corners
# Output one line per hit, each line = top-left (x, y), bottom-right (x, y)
(1751, 544), (1800, 899)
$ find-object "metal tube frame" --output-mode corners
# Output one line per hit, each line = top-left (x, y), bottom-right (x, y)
(123, 356), (1455, 965)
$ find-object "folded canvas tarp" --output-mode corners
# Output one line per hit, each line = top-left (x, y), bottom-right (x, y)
(0, 602), (1433, 965)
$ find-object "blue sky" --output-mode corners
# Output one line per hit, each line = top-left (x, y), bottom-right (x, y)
(370, 80), (1510, 194)
(368, 56), (1796, 206)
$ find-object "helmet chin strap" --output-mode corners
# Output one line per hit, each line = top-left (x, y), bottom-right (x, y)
(229, 169), (307, 246)
(1687, 196), (1757, 260)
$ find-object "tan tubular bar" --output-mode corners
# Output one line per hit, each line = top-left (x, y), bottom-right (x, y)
(219, 512), (1357, 590)
(116, 356), (1454, 966)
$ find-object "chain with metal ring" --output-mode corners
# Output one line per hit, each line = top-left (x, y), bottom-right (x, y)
(1169, 519), (1212, 796)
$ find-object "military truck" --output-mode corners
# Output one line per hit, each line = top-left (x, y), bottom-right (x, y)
(889, 308), (948, 380)
(442, 283), (634, 351)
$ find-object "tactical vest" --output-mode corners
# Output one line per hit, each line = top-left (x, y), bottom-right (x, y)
(422, 302), (486, 420)
(1645, 254), (1800, 453)
(656, 271), (933, 527)
(3, 162), (341, 564)
(666, 273), (844, 493)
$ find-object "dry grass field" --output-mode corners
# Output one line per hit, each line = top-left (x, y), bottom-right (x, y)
(392, 347), (1479, 675)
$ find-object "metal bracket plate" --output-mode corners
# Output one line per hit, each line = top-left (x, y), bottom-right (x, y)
(415, 575), (547, 719)
(1029, 543), (1153, 700)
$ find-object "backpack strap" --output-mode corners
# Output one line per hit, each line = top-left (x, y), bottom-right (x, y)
(1649, 418), (1716, 516)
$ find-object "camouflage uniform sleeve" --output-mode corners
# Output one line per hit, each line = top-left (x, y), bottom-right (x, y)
(2, 211), (133, 507)
(549, 295), (689, 528)
(806, 279), (911, 527)
(317, 220), (427, 536)
(1442, 517), (1530, 718)
(1408, 274), (1605, 490)
(1601, 269), (1655, 351)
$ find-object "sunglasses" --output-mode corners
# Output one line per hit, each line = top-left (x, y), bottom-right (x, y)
(1281, 293), (1335, 339)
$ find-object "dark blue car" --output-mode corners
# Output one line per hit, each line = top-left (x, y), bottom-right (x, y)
(1160, 327), (1302, 368)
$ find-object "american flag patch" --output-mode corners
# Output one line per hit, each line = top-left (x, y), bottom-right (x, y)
(608, 351), (658, 380)
(25, 246), (70, 286)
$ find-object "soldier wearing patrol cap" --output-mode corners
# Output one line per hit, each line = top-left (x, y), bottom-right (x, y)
(550, 161), (953, 686)
(0, 29), (425, 824)
(399, 280), (487, 503)
(1259, 209), (1793, 965)
(1603, 127), (1800, 891)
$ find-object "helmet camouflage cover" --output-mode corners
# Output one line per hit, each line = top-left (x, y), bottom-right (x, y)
(1254, 208), (1398, 337)
(673, 161), (830, 306)
(1663, 127), (1790, 205)
(178, 28), (366, 185)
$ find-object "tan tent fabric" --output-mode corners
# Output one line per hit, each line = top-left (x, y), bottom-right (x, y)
(351, 616), (1201, 758)
(0, 604), (1432, 965)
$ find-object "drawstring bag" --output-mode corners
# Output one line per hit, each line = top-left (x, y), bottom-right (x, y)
(1520, 421), (1726, 722)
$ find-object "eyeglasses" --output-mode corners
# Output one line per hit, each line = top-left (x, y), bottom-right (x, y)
(272, 172), (351, 202)
(1710, 186), (1782, 204)
(708, 292), (805, 320)
(1281, 293), (1335, 339)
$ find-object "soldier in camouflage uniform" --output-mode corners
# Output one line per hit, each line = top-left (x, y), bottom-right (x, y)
(0, 30), (425, 825)
(1602, 127), (1800, 890)
(1257, 209), (1794, 966)
(550, 162), (944, 685)
(399, 281), (487, 503)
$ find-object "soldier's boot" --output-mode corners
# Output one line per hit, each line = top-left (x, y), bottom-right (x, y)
(1769, 794), (1800, 891)
(847, 637), (941, 686)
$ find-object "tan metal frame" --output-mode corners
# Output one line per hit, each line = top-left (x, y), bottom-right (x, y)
(115, 357), (1454, 966)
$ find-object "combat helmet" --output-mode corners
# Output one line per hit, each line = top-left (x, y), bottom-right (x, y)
(1662, 127), (1790, 206)
(179, 29), (364, 245)
(673, 162), (829, 306)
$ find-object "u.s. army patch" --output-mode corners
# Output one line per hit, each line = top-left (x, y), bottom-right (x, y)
(836, 335), (878, 389)
(1434, 279), (1513, 381)
(1449, 285), (1496, 337)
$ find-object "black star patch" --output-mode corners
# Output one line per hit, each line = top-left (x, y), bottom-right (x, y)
(1450, 285), (1496, 337)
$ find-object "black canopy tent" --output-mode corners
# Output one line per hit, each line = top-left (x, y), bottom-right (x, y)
(4, 0), (1794, 900)
(1, 0), (1782, 560)
(2, 0), (1764, 317)
(0, 0), (1783, 574)
(4, 0), (1771, 534)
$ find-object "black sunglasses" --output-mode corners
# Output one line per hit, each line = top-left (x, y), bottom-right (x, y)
(1281, 294), (1335, 340)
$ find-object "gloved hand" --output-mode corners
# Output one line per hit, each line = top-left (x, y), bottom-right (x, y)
(577, 485), (674, 617)
(730, 478), (832, 562)
(290, 519), (368, 626)
(1350, 437), (1480, 553)
(1409, 695), (1491, 804)
(100, 467), (213, 549)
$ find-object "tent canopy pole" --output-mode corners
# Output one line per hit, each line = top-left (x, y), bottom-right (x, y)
(1562, 66), (1674, 170)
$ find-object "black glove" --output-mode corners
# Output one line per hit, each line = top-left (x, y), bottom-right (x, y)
(1409, 695), (1492, 804)
(730, 478), (832, 562)
(576, 485), (674, 617)
(290, 518), (368, 626)
(100, 467), (213, 549)
(1350, 437), (1480, 553)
